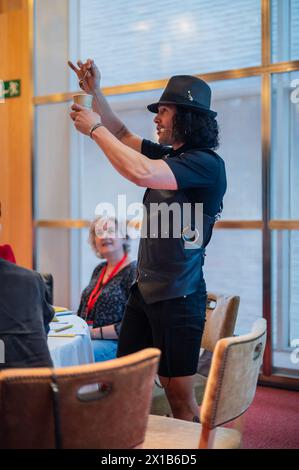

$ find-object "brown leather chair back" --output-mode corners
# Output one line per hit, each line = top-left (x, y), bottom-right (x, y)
(200, 318), (267, 431)
(201, 292), (240, 352)
(0, 348), (160, 449)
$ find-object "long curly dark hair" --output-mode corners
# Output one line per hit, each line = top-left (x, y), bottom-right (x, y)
(172, 107), (220, 149)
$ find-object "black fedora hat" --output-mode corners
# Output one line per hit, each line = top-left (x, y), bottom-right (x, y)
(147, 75), (217, 117)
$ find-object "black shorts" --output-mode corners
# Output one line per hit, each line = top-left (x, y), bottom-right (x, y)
(117, 283), (206, 377)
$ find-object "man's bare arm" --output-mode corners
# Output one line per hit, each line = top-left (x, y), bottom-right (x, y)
(70, 104), (176, 189)
(91, 126), (177, 190)
(93, 88), (142, 152)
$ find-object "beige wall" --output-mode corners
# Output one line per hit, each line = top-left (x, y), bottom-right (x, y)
(0, 0), (33, 268)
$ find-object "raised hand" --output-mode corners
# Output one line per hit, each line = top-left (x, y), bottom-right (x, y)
(70, 103), (102, 136)
(68, 59), (101, 94)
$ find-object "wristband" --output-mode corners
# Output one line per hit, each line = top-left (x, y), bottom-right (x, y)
(89, 122), (104, 139)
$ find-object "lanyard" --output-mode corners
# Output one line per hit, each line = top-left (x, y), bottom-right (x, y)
(86, 253), (128, 318)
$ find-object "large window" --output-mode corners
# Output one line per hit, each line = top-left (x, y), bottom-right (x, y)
(34, 0), (70, 96)
(211, 77), (262, 221)
(271, 0), (299, 62)
(80, 0), (261, 86)
(271, 70), (299, 374)
(205, 230), (263, 335)
(34, 0), (299, 381)
(271, 71), (299, 220)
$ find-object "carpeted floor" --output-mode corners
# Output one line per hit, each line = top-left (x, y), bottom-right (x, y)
(151, 381), (299, 449)
(242, 386), (299, 449)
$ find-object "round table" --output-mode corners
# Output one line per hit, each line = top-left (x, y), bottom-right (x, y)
(48, 314), (94, 367)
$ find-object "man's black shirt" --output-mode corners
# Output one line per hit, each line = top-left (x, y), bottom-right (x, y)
(141, 139), (227, 217)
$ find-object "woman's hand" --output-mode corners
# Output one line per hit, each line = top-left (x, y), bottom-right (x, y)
(68, 58), (101, 94)
(90, 328), (99, 340)
(70, 104), (102, 135)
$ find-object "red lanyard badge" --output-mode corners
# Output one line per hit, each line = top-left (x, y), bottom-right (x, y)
(86, 254), (128, 319)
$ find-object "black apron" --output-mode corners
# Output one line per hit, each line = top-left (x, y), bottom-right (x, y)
(136, 150), (222, 304)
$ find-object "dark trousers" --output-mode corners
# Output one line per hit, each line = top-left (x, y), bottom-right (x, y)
(117, 282), (206, 377)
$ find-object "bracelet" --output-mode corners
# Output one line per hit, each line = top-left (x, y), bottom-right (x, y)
(89, 122), (104, 139)
(100, 327), (104, 340)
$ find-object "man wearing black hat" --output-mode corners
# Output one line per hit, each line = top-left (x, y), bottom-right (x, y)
(69, 59), (227, 422)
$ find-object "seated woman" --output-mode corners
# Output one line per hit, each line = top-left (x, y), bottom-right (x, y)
(77, 216), (136, 362)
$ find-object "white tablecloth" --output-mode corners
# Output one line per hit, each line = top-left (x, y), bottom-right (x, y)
(48, 314), (94, 367)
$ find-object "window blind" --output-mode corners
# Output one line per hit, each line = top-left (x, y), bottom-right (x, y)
(79, 0), (261, 87)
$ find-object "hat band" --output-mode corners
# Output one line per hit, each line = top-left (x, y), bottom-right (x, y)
(159, 91), (211, 111)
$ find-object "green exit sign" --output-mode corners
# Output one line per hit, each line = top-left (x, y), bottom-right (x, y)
(0, 79), (21, 100)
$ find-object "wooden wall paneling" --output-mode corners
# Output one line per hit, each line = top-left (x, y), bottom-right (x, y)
(0, 0), (33, 267)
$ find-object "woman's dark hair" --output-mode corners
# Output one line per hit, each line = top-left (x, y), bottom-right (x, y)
(173, 107), (220, 149)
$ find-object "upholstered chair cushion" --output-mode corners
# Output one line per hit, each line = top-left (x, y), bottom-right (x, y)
(143, 414), (241, 449)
